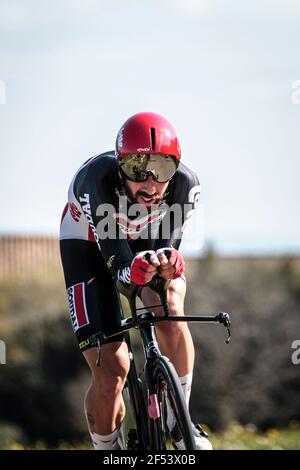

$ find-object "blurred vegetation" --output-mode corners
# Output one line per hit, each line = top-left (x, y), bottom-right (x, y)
(5, 422), (300, 450)
(0, 255), (300, 449)
(209, 420), (300, 450)
(0, 281), (87, 448)
(187, 255), (300, 432)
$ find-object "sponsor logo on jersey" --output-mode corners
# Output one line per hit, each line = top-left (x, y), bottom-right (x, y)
(69, 202), (81, 222)
(117, 266), (131, 286)
(79, 193), (101, 249)
(67, 283), (89, 332)
(79, 339), (90, 350)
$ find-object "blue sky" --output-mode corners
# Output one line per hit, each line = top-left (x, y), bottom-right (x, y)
(0, 0), (299, 255)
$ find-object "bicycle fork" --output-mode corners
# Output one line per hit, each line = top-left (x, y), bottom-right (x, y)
(139, 314), (166, 449)
(124, 335), (148, 450)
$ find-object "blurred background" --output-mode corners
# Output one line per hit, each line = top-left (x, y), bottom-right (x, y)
(0, 0), (299, 449)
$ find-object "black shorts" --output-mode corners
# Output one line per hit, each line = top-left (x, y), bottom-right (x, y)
(60, 239), (125, 352)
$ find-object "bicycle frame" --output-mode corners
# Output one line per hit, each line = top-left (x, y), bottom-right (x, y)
(89, 280), (231, 450)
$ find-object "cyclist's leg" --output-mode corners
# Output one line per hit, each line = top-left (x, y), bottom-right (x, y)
(83, 342), (129, 437)
(140, 276), (194, 377)
(60, 238), (130, 449)
(140, 277), (212, 450)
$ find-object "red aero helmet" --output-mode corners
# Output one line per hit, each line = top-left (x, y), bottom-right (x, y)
(116, 112), (181, 161)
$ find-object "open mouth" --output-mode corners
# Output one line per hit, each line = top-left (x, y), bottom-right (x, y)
(138, 193), (157, 203)
(141, 196), (155, 202)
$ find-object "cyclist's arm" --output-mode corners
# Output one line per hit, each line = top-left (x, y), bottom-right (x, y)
(73, 161), (134, 289)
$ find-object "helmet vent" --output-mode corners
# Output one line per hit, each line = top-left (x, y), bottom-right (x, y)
(150, 127), (156, 151)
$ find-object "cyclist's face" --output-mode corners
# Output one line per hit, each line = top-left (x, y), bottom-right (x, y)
(125, 176), (169, 207)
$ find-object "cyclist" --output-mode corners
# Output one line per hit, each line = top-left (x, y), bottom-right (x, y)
(60, 112), (212, 450)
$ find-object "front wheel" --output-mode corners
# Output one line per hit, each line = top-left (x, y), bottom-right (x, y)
(149, 356), (196, 450)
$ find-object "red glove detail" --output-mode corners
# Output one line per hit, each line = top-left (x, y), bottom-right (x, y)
(130, 251), (155, 285)
(157, 247), (185, 279)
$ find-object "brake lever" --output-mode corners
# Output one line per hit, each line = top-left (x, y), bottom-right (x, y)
(217, 312), (231, 344)
(225, 324), (231, 344)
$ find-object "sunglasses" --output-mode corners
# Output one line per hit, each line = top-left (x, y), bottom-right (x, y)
(119, 154), (178, 183)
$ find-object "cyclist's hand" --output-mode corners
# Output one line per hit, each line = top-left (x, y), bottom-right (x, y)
(156, 248), (185, 280)
(156, 250), (175, 279)
(130, 250), (160, 285)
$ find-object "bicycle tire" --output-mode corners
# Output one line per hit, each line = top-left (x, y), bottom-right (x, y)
(149, 356), (196, 450)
